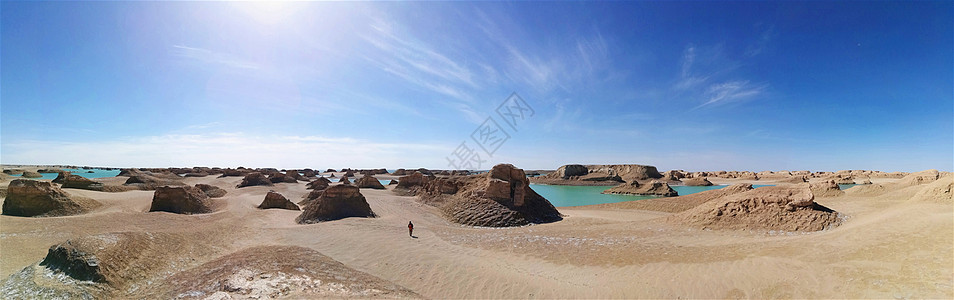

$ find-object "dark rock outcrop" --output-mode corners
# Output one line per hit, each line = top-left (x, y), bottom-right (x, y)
(237, 172), (272, 188)
(355, 175), (386, 189)
(267, 172), (298, 184)
(306, 177), (331, 190)
(296, 185), (376, 223)
(123, 170), (185, 190)
(53, 172), (105, 191)
(258, 191), (300, 210)
(149, 186), (217, 214)
(40, 242), (107, 282)
(2, 179), (102, 217)
(395, 172), (430, 189)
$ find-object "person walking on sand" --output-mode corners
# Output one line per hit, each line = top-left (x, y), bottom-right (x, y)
(408, 221), (414, 237)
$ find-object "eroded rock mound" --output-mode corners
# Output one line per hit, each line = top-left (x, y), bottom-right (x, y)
(908, 175), (953, 203)
(412, 164), (562, 227)
(123, 170), (185, 190)
(682, 177), (714, 186)
(845, 169), (943, 197)
(810, 180), (844, 197)
(602, 180), (678, 196)
(531, 164), (662, 185)
(53, 172), (105, 191)
(779, 176), (809, 184)
(237, 172), (272, 188)
(306, 178), (331, 190)
(195, 184), (227, 198)
(395, 172), (430, 189)
(21, 171), (43, 178)
(2, 179), (101, 217)
(296, 185), (376, 223)
(355, 175), (386, 189)
(258, 191), (300, 210)
(267, 172), (298, 184)
(671, 185), (841, 232)
(149, 186), (217, 214)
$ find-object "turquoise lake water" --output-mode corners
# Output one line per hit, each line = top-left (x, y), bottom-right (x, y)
(10, 168), (121, 180)
(530, 184), (774, 207)
(838, 184), (859, 190)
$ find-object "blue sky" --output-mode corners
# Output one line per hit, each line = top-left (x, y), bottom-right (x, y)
(2, 1), (952, 172)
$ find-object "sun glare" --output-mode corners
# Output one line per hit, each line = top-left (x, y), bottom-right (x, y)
(232, 1), (298, 26)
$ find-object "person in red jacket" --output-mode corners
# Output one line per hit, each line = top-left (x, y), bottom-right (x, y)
(408, 221), (414, 237)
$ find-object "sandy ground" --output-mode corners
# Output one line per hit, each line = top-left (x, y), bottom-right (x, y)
(1, 172), (952, 298)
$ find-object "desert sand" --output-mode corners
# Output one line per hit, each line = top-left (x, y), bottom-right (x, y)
(1, 167), (952, 298)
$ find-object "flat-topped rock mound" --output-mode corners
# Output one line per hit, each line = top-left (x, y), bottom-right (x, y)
(409, 164), (562, 227)
(395, 172), (430, 189)
(149, 185), (219, 214)
(258, 191), (300, 210)
(20, 171), (43, 178)
(122, 170), (185, 190)
(52, 172), (105, 191)
(530, 164), (662, 186)
(590, 183), (754, 213)
(237, 172), (272, 188)
(296, 185), (376, 224)
(2, 179), (102, 217)
(682, 177), (714, 186)
(670, 185), (842, 232)
(355, 175), (386, 189)
(267, 172), (298, 184)
(602, 180), (678, 196)
(150, 246), (421, 299)
(778, 176), (809, 184)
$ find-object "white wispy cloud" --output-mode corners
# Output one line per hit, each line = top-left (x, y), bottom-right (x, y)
(675, 43), (769, 109)
(172, 45), (260, 70)
(576, 30), (609, 73)
(696, 80), (767, 108)
(474, 8), (609, 95)
(361, 16), (481, 95)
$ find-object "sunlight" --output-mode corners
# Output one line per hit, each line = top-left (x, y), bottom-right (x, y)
(232, 1), (299, 26)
